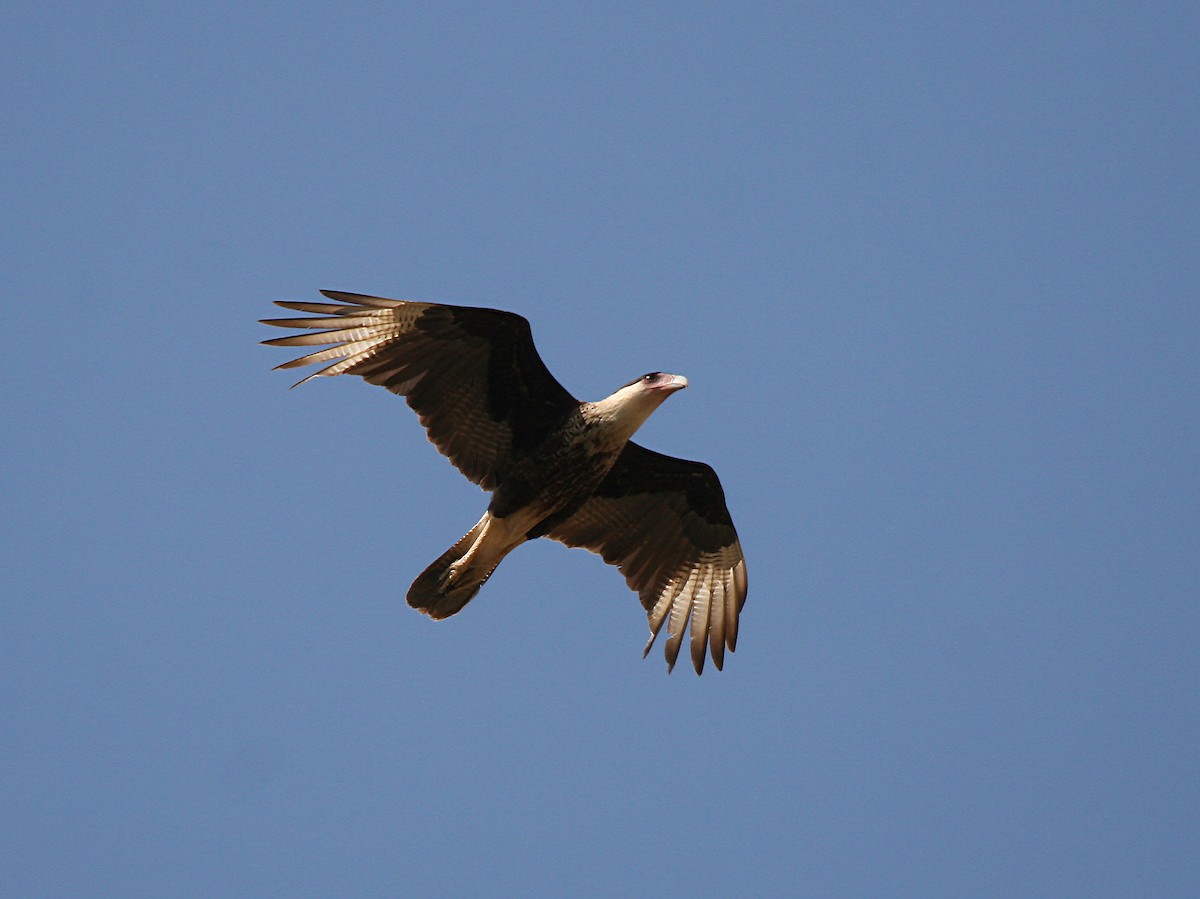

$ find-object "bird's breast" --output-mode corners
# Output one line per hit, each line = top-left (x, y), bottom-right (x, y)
(487, 416), (625, 526)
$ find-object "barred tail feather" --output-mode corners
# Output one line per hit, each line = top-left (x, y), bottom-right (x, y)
(406, 514), (521, 619)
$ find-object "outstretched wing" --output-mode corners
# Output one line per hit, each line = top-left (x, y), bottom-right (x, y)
(261, 291), (578, 490)
(547, 442), (747, 674)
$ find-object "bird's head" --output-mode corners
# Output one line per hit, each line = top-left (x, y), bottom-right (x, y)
(626, 371), (689, 396)
(590, 371), (689, 440)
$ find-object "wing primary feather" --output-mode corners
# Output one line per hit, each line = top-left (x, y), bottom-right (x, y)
(278, 346), (387, 386)
(269, 301), (354, 315)
(642, 594), (672, 658)
(663, 567), (701, 673)
(269, 336), (388, 371)
(318, 290), (406, 308)
(642, 572), (692, 658)
(689, 567), (714, 675)
(262, 312), (385, 329)
(727, 556), (747, 651)
(261, 326), (385, 347)
(708, 572), (727, 671)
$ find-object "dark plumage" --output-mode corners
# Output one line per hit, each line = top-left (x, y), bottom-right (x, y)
(261, 291), (747, 673)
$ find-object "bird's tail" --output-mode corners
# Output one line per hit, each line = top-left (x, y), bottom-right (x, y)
(407, 513), (520, 619)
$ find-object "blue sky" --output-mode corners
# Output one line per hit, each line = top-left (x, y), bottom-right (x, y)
(3, 2), (1197, 896)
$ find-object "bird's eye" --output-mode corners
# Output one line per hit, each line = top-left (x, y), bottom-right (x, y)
(642, 372), (658, 382)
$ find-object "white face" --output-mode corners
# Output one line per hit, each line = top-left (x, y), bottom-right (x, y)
(625, 371), (689, 393)
(593, 372), (689, 440)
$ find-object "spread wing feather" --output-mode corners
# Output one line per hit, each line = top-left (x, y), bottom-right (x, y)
(546, 442), (747, 674)
(261, 291), (577, 490)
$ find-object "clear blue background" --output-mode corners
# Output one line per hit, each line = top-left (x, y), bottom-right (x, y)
(4, 2), (1197, 896)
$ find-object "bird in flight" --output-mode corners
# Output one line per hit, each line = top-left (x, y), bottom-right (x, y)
(261, 291), (747, 673)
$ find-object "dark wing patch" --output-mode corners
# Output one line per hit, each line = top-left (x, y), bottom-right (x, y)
(261, 291), (578, 490)
(546, 442), (747, 674)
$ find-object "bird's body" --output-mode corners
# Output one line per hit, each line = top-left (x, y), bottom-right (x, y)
(262, 291), (747, 673)
(408, 401), (637, 620)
